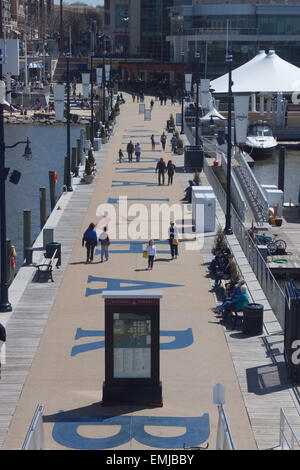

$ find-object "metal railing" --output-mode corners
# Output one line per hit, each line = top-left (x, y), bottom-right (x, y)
(276, 408), (300, 450)
(216, 405), (236, 450)
(219, 150), (247, 222)
(235, 149), (269, 223)
(21, 404), (45, 450)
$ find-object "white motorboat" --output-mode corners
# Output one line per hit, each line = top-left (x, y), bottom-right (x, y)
(244, 121), (277, 158)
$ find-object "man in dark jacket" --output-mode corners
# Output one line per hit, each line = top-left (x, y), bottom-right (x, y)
(127, 140), (134, 162)
(156, 158), (166, 185)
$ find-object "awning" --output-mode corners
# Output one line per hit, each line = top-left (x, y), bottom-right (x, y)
(211, 50), (300, 94)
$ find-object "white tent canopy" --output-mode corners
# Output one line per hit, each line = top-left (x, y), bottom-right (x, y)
(201, 107), (226, 121)
(211, 50), (300, 94)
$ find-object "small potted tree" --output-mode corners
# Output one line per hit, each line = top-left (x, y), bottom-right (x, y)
(194, 170), (201, 186)
(114, 102), (120, 115)
(88, 148), (96, 172)
(84, 157), (94, 184)
(101, 126), (107, 144)
(176, 137), (184, 155)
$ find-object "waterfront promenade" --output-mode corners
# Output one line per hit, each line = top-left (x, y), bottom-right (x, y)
(0, 94), (260, 450)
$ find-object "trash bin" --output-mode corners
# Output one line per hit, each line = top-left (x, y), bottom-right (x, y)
(45, 242), (61, 267)
(184, 145), (204, 172)
(242, 303), (264, 336)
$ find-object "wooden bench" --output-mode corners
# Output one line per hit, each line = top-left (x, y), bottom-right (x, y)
(35, 249), (58, 282)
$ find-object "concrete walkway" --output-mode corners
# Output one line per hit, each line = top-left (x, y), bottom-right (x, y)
(1, 94), (256, 450)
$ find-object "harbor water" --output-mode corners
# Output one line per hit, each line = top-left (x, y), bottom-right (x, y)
(252, 148), (300, 204)
(5, 124), (81, 273)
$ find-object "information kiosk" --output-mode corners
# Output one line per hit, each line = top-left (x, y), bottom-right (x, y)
(101, 291), (163, 406)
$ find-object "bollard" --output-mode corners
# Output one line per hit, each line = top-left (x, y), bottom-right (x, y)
(39, 187), (47, 230)
(23, 210), (32, 261)
(278, 145), (285, 192)
(6, 239), (11, 285)
(49, 171), (56, 211)
(72, 147), (77, 174)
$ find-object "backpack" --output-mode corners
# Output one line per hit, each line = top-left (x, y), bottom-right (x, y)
(0, 323), (6, 342)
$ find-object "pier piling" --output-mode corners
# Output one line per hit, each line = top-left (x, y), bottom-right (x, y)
(39, 187), (47, 230)
(49, 171), (56, 211)
(23, 210), (32, 261)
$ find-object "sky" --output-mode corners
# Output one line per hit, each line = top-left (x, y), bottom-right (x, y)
(54, 1), (104, 6)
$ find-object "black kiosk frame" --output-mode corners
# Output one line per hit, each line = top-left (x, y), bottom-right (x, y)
(101, 291), (163, 406)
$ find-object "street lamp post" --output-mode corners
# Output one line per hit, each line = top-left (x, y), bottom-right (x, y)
(102, 51), (106, 123)
(224, 50), (233, 235)
(90, 19), (96, 147)
(0, 52), (33, 312)
(180, 50), (184, 134)
(90, 51), (94, 147)
(66, 50), (73, 192)
(195, 50), (200, 146)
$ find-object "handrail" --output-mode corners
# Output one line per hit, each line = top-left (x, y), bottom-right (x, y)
(219, 150), (247, 222)
(235, 149), (269, 221)
(216, 405), (236, 450)
(278, 408), (300, 450)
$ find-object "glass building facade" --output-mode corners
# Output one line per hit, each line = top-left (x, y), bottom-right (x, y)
(168, 3), (300, 76)
(140, 0), (174, 61)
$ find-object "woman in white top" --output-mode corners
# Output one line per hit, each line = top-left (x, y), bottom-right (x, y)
(146, 239), (157, 270)
(99, 226), (110, 262)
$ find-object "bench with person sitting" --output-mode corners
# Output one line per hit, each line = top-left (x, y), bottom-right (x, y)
(218, 285), (249, 325)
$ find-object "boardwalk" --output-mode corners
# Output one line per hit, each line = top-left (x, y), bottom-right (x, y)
(3, 92), (300, 450)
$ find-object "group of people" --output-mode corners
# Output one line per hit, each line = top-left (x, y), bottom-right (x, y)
(82, 223), (110, 264)
(155, 158), (176, 186)
(209, 246), (249, 324)
(214, 280), (249, 324)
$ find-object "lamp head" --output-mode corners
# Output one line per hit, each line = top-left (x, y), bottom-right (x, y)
(23, 138), (32, 160)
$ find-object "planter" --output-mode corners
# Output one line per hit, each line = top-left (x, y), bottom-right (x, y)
(84, 174), (94, 184)
(176, 148), (184, 155)
(101, 137), (108, 144)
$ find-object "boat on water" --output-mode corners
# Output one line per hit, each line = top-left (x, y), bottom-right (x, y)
(243, 121), (277, 158)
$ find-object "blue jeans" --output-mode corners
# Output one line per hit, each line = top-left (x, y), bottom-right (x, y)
(222, 302), (235, 322)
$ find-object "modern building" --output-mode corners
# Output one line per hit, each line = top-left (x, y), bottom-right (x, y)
(104, 0), (174, 61)
(167, 1), (300, 77)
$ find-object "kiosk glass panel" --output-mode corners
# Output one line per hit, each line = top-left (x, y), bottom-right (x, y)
(113, 313), (151, 378)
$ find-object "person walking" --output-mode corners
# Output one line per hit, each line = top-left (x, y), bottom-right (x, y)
(166, 160), (176, 185)
(156, 157), (166, 185)
(118, 149), (124, 163)
(160, 132), (167, 151)
(135, 143), (141, 162)
(99, 226), (110, 262)
(171, 134), (177, 154)
(145, 239), (157, 270)
(0, 323), (6, 380)
(151, 134), (156, 151)
(150, 99), (154, 110)
(168, 221), (179, 259)
(82, 223), (98, 263)
(127, 140), (134, 162)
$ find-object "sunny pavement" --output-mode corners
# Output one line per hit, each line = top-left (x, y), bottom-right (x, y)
(2, 93), (256, 450)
